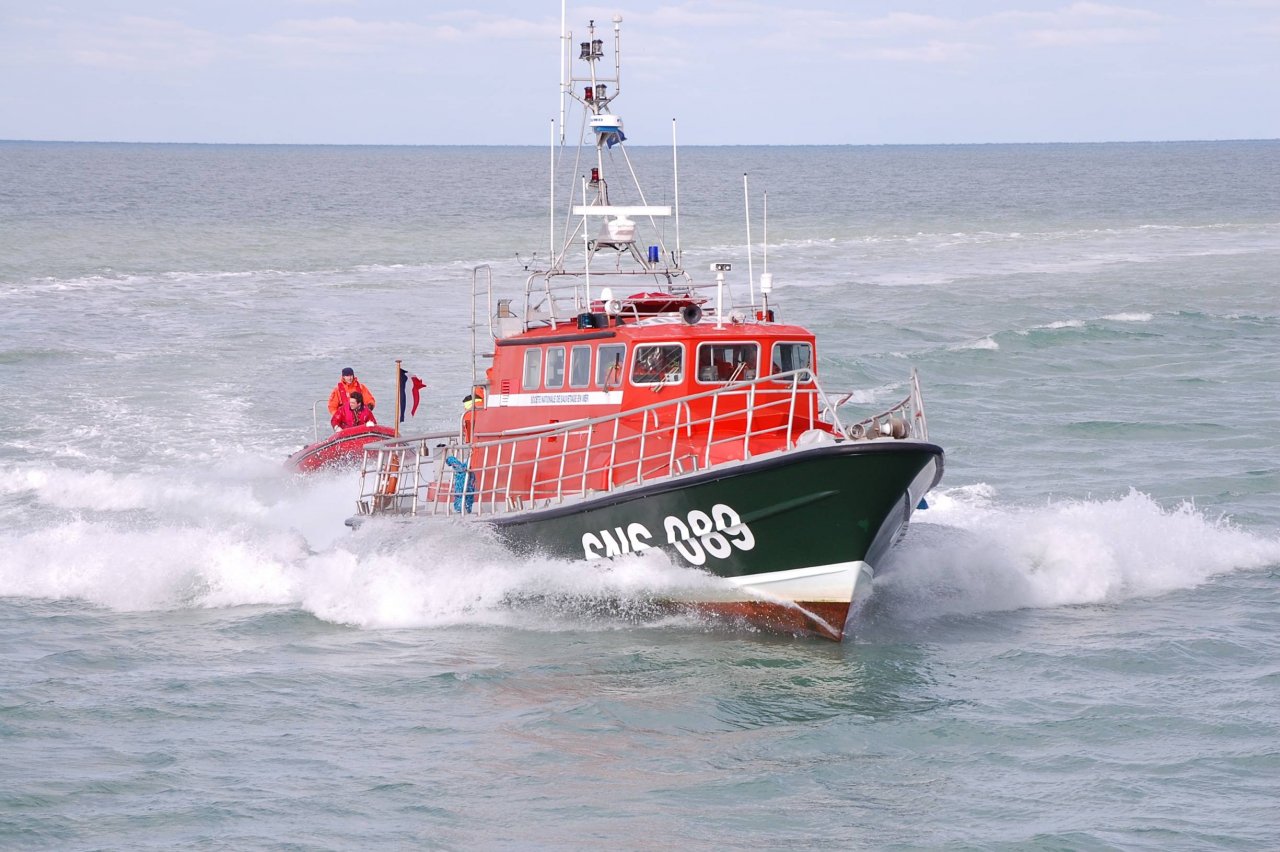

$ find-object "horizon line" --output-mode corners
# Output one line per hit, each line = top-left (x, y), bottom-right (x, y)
(3, 137), (1279, 149)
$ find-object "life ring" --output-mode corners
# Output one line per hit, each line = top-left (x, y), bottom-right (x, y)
(374, 453), (400, 511)
(384, 452), (400, 494)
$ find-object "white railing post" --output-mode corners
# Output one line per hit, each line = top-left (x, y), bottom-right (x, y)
(705, 391), (719, 469)
(667, 402), (682, 474)
(503, 440), (516, 508)
(912, 368), (929, 440)
(607, 418), (620, 492)
(556, 432), (568, 502)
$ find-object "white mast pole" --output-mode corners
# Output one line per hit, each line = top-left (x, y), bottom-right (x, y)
(744, 173), (755, 307)
(549, 119), (556, 268)
(672, 119), (681, 267)
(581, 176), (591, 306)
(613, 15), (622, 96)
(760, 191), (772, 319)
(559, 0), (567, 144)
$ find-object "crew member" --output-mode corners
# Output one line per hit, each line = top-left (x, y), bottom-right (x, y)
(328, 367), (376, 416)
(461, 388), (485, 441)
(332, 391), (377, 431)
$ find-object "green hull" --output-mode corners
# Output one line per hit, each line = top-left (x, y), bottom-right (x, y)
(491, 441), (944, 581)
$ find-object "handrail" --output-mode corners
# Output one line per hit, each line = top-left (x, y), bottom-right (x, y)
(354, 370), (929, 519)
(311, 399), (327, 442)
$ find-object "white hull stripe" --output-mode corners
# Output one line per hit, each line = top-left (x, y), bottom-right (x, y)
(684, 560), (874, 605)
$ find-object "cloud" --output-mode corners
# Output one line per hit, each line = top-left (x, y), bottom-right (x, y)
(854, 39), (982, 63)
(65, 16), (222, 71)
(647, 4), (768, 29)
(1061, 2), (1163, 21)
(253, 16), (449, 55)
(253, 12), (552, 56)
(699, 7), (970, 64)
(990, 3), (1163, 25)
(980, 3), (1164, 49)
(1026, 25), (1160, 45)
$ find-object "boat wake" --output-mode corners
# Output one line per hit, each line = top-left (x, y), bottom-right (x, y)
(0, 461), (721, 633)
(4, 463), (1276, 636)
(872, 484), (1280, 622)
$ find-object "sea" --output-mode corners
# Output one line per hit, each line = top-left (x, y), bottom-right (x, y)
(2, 139), (1279, 849)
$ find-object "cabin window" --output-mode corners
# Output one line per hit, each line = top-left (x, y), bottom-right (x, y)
(545, 346), (566, 389)
(771, 342), (814, 381)
(569, 345), (591, 388)
(597, 344), (626, 388)
(696, 342), (759, 383)
(632, 344), (684, 385)
(522, 348), (543, 390)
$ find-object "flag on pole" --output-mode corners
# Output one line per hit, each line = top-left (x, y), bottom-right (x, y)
(410, 376), (426, 415)
(398, 366), (425, 422)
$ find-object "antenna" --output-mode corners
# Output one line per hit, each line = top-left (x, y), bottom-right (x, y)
(763, 190), (769, 274)
(744, 173), (756, 307)
(760, 191), (772, 318)
(613, 15), (622, 98)
(672, 119), (681, 267)
(559, 1), (568, 144)
(581, 176), (591, 304)
(549, 119), (556, 268)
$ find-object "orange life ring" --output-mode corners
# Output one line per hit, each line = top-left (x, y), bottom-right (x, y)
(384, 453), (400, 495)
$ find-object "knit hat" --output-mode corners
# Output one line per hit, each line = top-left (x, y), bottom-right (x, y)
(341, 367), (355, 376)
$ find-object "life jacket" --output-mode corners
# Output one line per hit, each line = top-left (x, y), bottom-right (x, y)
(331, 404), (377, 429)
(328, 378), (376, 415)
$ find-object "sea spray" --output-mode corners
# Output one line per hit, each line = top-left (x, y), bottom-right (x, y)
(875, 486), (1280, 620)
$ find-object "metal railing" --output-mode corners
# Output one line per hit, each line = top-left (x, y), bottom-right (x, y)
(310, 399), (328, 442)
(355, 370), (928, 519)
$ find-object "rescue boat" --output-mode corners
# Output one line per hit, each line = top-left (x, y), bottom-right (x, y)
(288, 424), (395, 473)
(351, 14), (944, 640)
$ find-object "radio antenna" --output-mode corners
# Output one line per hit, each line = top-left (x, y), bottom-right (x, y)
(744, 173), (756, 306)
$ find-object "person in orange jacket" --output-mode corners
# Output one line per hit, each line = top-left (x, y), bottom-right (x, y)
(327, 367), (376, 416)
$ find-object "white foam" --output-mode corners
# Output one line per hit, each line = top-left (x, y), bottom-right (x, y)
(950, 336), (1000, 351)
(296, 523), (716, 631)
(6, 457), (1276, 634)
(0, 520), (306, 611)
(0, 463), (720, 632)
(1102, 312), (1154, 323)
(1, 464), (271, 521)
(877, 486), (1280, 619)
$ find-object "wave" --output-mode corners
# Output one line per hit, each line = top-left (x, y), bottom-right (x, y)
(1102, 312), (1153, 323)
(0, 261), (475, 299)
(949, 336), (999, 351)
(0, 463), (719, 632)
(873, 486), (1280, 622)
(927, 311), (1163, 356)
(4, 463), (1276, 636)
(764, 220), (1280, 289)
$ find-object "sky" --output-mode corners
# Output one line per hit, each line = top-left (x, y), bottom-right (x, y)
(2, 1), (1278, 145)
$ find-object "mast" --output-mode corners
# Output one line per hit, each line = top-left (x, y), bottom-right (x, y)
(551, 11), (678, 314)
(673, 119), (682, 268)
(558, 0), (568, 145)
(744, 173), (755, 307)
(549, 119), (555, 270)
